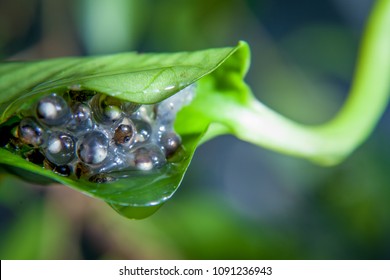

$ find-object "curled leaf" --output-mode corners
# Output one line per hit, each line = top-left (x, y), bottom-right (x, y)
(0, 42), (250, 218)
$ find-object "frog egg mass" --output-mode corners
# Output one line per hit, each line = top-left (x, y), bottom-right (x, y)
(3, 85), (194, 183)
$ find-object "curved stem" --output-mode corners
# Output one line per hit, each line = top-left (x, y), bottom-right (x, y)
(314, 0), (390, 163)
(203, 0), (390, 165)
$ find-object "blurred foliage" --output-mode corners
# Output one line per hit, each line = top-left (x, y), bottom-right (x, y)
(1, 0), (390, 259)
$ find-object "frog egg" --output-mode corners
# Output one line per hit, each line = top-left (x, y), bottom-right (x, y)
(68, 103), (93, 131)
(66, 90), (95, 103)
(90, 94), (123, 124)
(123, 101), (141, 115)
(77, 131), (109, 165)
(45, 132), (75, 165)
(159, 131), (181, 157)
(133, 119), (152, 143)
(133, 145), (166, 171)
(17, 118), (46, 147)
(36, 94), (70, 126)
(53, 165), (71, 177)
(113, 123), (134, 146)
(43, 159), (71, 177)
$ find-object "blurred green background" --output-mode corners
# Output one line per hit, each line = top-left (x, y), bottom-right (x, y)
(1, 0), (390, 259)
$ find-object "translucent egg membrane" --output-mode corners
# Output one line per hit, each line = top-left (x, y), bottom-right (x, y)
(6, 85), (195, 183)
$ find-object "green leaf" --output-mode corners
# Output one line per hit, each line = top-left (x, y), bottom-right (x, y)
(0, 42), (250, 218)
(0, 45), (245, 120)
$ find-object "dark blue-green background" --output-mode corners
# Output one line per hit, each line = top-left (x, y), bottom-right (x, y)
(1, 0), (390, 259)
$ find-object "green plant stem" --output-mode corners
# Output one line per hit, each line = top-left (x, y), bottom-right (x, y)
(203, 0), (390, 165)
